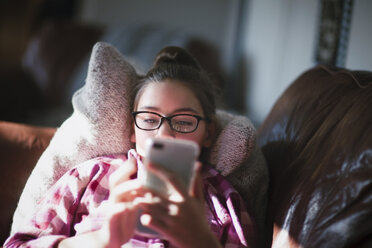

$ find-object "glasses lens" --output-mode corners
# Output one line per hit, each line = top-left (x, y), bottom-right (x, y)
(171, 115), (198, 133)
(135, 112), (161, 130)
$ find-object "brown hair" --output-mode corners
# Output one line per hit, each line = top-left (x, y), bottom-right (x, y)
(132, 46), (218, 122)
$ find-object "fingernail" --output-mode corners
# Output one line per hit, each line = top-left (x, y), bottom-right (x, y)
(140, 214), (151, 226)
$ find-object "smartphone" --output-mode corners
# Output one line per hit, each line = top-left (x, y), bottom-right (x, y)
(136, 137), (200, 237)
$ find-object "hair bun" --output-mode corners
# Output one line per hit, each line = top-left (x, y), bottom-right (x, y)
(152, 46), (202, 71)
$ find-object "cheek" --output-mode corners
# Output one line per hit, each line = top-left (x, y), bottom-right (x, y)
(178, 126), (209, 150)
(132, 129), (153, 157)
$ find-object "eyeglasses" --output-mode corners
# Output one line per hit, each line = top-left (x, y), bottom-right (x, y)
(132, 111), (207, 133)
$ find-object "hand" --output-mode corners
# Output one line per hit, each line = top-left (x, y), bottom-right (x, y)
(100, 156), (146, 248)
(59, 157), (146, 248)
(140, 162), (222, 248)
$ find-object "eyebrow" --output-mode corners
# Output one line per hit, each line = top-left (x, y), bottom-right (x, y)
(137, 106), (201, 115)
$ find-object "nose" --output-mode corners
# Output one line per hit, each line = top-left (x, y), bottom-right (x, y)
(156, 120), (175, 138)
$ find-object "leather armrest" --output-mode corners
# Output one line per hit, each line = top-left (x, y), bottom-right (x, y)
(0, 121), (56, 244)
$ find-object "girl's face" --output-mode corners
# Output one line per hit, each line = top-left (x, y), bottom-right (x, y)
(131, 80), (213, 157)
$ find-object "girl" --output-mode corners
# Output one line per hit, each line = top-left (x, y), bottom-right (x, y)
(5, 47), (256, 247)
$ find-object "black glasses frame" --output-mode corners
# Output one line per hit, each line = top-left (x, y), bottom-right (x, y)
(132, 111), (207, 133)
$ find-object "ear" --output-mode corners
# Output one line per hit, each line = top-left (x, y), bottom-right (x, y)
(203, 122), (215, 148)
(130, 124), (136, 143)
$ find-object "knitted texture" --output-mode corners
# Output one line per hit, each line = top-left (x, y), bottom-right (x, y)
(211, 110), (269, 237)
(210, 110), (256, 176)
(11, 42), (138, 232)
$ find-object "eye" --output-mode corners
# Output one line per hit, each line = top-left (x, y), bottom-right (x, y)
(172, 116), (197, 129)
(143, 118), (158, 124)
(175, 120), (193, 126)
(136, 113), (161, 128)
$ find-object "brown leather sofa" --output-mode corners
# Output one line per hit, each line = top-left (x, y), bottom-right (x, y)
(1, 65), (371, 247)
(0, 122), (56, 244)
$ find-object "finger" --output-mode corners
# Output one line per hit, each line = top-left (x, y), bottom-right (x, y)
(139, 212), (176, 239)
(110, 179), (144, 203)
(110, 202), (137, 216)
(189, 162), (204, 202)
(146, 161), (188, 197)
(135, 192), (180, 220)
(109, 156), (137, 189)
(138, 195), (168, 215)
(139, 213), (166, 232)
(133, 192), (162, 204)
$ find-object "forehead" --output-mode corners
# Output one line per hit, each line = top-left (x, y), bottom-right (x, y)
(136, 81), (203, 114)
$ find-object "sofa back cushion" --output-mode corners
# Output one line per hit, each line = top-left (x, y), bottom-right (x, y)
(257, 65), (372, 248)
(0, 121), (55, 244)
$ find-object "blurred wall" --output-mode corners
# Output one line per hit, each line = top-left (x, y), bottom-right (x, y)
(78, 0), (240, 72)
(78, 0), (372, 125)
(242, 0), (372, 124)
(242, 0), (319, 123)
(346, 0), (372, 71)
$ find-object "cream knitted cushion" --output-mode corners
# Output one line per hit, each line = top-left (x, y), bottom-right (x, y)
(11, 41), (138, 231)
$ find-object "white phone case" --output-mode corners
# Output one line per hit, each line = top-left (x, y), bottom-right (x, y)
(136, 137), (199, 237)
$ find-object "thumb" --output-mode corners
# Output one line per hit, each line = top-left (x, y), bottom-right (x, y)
(109, 156), (137, 189)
